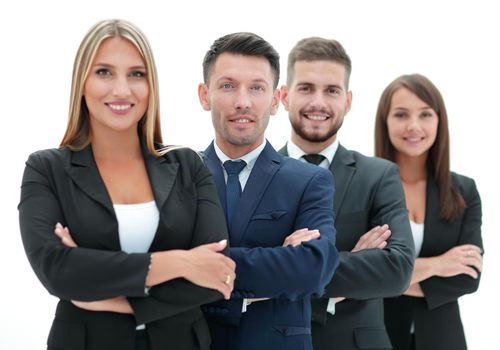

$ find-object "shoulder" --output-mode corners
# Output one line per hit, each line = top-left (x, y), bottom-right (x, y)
(156, 145), (207, 177)
(342, 147), (399, 175)
(158, 145), (202, 164)
(26, 147), (70, 168)
(279, 154), (333, 183)
(451, 171), (479, 199)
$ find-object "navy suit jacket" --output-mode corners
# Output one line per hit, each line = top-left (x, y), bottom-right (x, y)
(202, 141), (339, 350)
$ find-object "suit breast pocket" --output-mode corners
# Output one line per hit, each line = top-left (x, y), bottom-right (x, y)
(244, 210), (289, 247)
(251, 210), (288, 221)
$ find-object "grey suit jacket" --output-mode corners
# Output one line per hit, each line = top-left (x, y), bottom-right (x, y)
(280, 144), (414, 350)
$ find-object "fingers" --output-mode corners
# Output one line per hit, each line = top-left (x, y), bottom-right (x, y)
(54, 223), (77, 248)
(219, 269), (236, 299)
(352, 225), (390, 252)
(458, 244), (482, 254)
(461, 265), (479, 279)
(283, 229), (320, 247)
(201, 239), (228, 252)
(464, 251), (483, 272)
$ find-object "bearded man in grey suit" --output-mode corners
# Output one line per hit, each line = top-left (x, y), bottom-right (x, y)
(279, 37), (415, 350)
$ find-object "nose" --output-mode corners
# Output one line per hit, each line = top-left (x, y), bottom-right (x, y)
(406, 115), (422, 132)
(112, 75), (132, 97)
(234, 87), (251, 110)
(309, 91), (327, 110)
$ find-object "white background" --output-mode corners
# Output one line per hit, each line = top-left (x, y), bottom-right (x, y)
(1, 1), (498, 348)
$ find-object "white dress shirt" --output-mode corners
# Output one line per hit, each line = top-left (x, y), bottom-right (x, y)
(287, 139), (339, 315)
(214, 140), (267, 312)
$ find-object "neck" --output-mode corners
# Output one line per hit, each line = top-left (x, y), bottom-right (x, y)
(396, 152), (428, 183)
(291, 132), (336, 154)
(90, 128), (142, 160)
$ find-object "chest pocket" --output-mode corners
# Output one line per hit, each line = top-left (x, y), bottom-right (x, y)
(251, 210), (288, 221)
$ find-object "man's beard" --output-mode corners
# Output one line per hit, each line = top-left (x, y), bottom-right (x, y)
(290, 116), (342, 143)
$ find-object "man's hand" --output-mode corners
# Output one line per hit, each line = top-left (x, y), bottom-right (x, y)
(351, 224), (391, 252)
(283, 228), (320, 247)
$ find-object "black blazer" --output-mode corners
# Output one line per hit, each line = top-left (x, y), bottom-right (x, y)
(384, 172), (482, 350)
(280, 144), (415, 350)
(18, 143), (229, 350)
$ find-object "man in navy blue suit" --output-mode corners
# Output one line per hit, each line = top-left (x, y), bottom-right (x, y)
(198, 32), (340, 350)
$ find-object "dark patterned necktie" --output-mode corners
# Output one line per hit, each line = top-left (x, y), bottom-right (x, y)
(302, 154), (326, 165)
(223, 160), (247, 223)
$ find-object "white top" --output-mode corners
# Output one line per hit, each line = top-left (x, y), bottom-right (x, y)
(410, 220), (424, 257)
(114, 200), (159, 330)
(286, 138), (340, 169)
(114, 201), (159, 254)
(214, 139), (267, 189)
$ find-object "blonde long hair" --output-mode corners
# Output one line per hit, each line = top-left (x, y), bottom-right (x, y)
(60, 19), (163, 156)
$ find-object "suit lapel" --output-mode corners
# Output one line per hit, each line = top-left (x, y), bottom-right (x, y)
(230, 143), (280, 246)
(421, 174), (440, 256)
(202, 143), (227, 216)
(64, 145), (115, 215)
(330, 145), (356, 215)
(143, 149), (179, 211)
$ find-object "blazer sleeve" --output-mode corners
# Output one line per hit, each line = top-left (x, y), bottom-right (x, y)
(323, 163), (415, 299)
(229, 169), (338, 299)
(19, 152), (151, 301)
(420, 178), (483, 310)
(129, 150), (228, 324)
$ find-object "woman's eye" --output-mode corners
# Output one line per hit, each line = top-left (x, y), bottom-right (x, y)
(131, 71), (146, 78)
(96, 68), (111, 76)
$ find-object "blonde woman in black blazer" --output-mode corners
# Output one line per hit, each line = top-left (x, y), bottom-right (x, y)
(374, 74), (483, 350)
(18, 19), (235, 350)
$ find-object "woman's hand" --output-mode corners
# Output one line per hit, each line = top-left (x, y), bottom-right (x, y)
(54, 223), (133, 314)
(183, 240), (236, 300)
(54, 222), (77, 247)
(72, 296), (133, 314)
(434, 244), (483, 279)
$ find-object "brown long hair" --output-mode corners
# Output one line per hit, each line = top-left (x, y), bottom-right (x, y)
(60, 19), (163, 156)
(374, 74), (465, 220)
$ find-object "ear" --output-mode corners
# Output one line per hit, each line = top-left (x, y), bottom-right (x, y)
(198, 83), (211, 111)
(270, 88), (281, 116)
(279, 85), (290, 111)
(345, 90), (353, 115)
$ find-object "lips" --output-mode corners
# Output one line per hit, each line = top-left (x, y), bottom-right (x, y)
(105, 101), (134, 115)
(403, 136), (425, 143)
(302, 110), (331, 121)
(229, 114), (254, 124)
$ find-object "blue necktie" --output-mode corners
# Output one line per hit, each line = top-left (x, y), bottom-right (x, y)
(223, 160), (247, 224)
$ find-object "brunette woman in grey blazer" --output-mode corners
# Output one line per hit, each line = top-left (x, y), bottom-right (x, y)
(375, 74), (483, 350)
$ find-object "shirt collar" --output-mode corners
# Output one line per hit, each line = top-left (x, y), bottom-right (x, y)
(287, 138), (339, 166)
(214, 139), (267, 172)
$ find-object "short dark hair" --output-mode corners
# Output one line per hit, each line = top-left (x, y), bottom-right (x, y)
(202, 32), (280, 88)
(287, 37), (352, 89)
